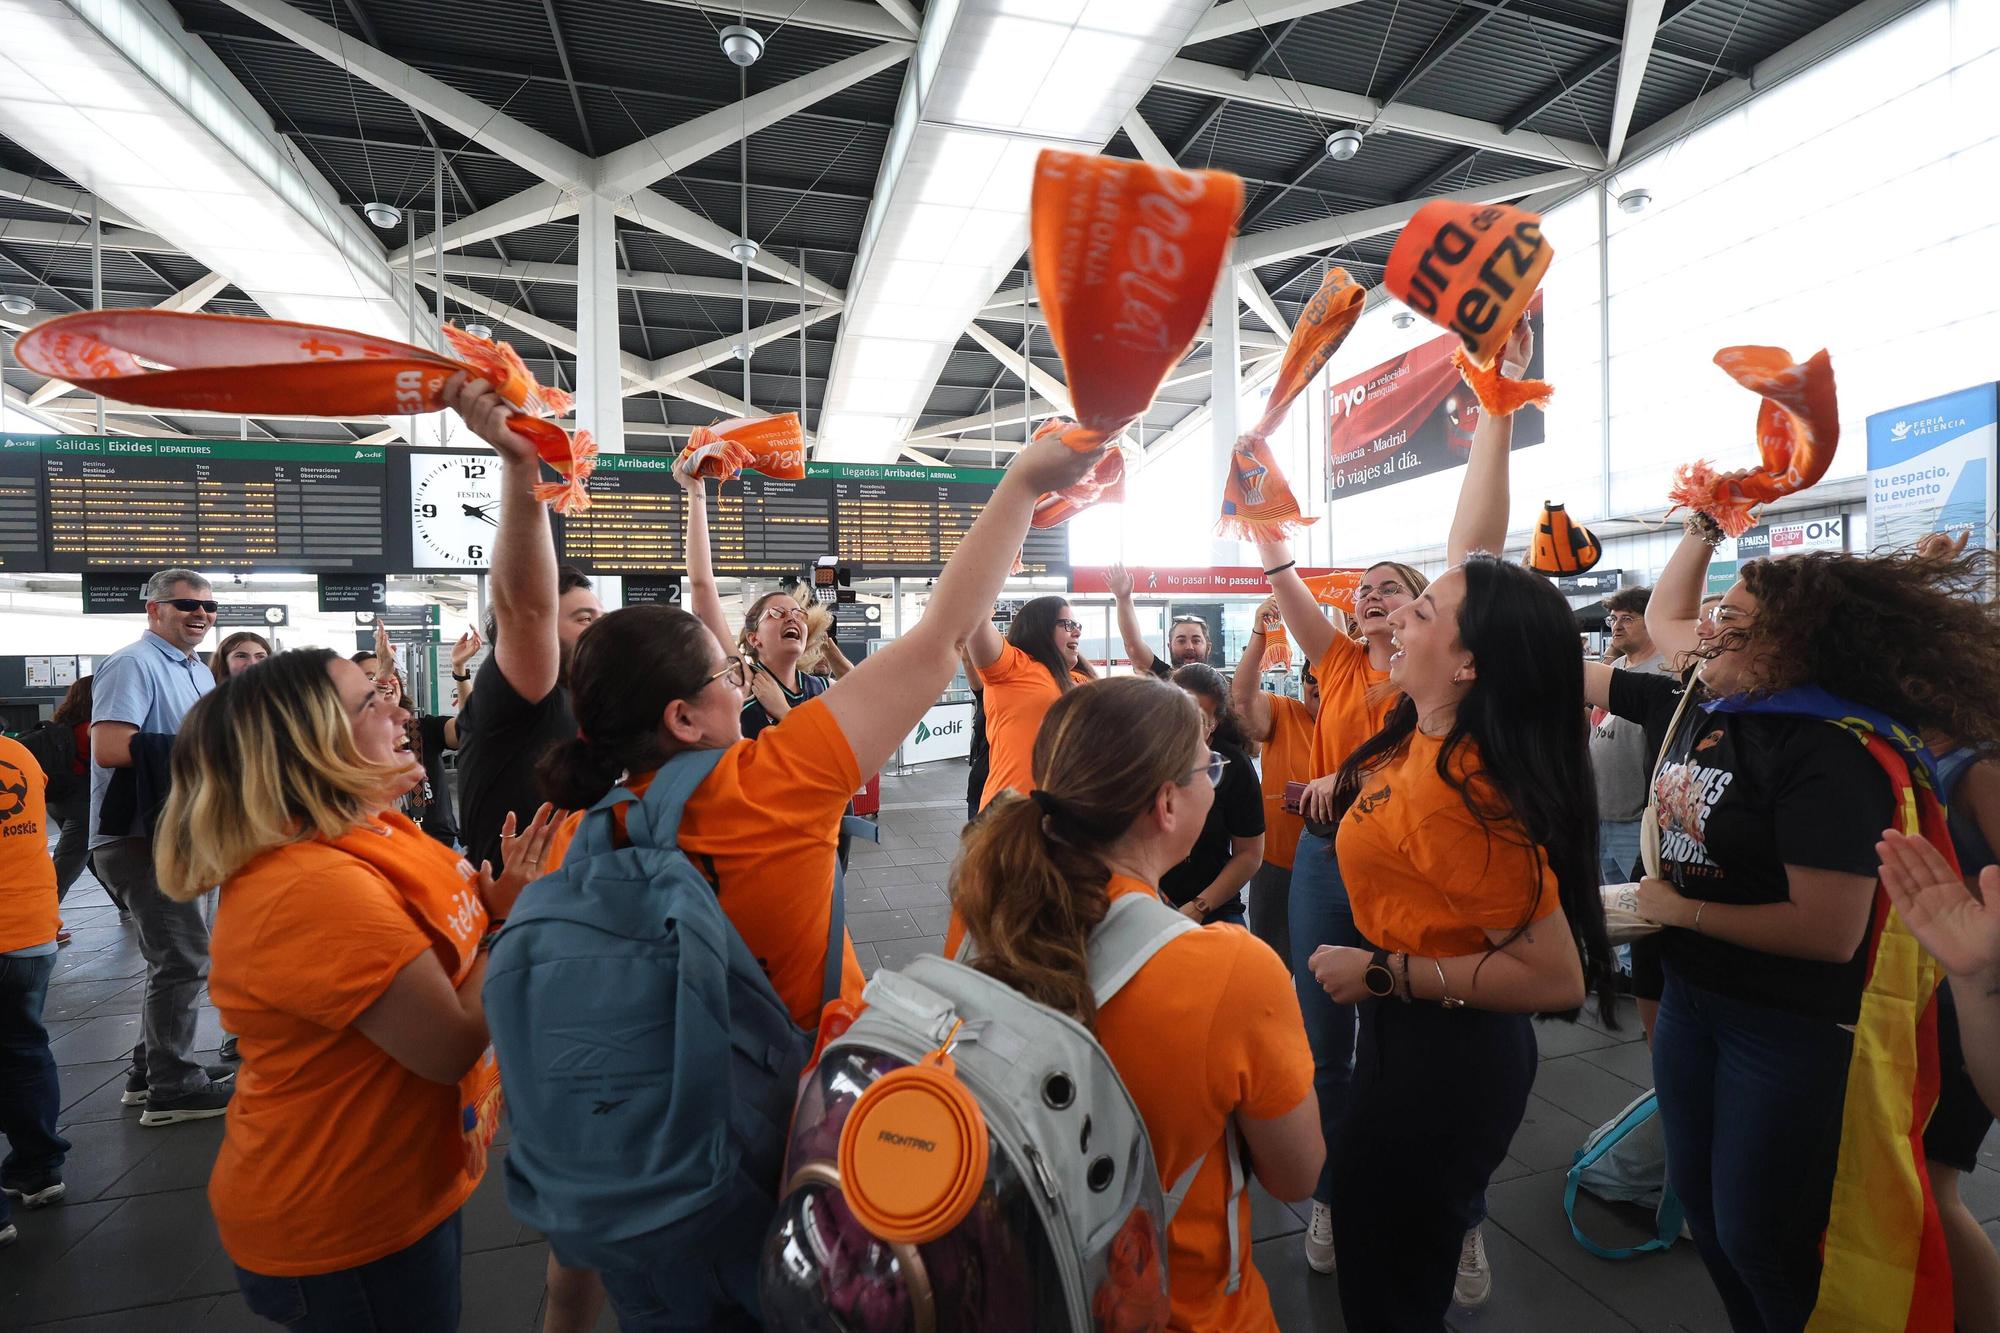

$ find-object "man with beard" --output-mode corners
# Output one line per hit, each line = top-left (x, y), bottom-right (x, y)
(1106, 562), (1214, 678)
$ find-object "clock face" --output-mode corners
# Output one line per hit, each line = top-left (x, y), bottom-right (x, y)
(410, 453), (503, 570)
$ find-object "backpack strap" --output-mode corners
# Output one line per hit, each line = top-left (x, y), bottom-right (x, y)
(1563, 1093), (1684, 1260)
(1087, 892), (1199, 1007)
(624, 748), (732, 852)
(819, 817), (877, 1008)
(1161, 1120), (1250, 1293)
(568, 784), (644, 861)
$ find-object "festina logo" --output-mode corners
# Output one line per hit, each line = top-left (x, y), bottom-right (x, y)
(915, 719), (964, 745)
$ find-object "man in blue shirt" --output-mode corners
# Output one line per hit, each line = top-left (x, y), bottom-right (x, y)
(89, 569), (232, 1125)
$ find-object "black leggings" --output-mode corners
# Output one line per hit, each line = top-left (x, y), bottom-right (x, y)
(1327, 993), (1536, 1330)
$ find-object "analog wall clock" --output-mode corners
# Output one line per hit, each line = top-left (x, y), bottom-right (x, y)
(410, 453), (502, 570)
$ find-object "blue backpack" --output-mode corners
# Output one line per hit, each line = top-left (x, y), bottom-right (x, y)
(482, 749), (857, 1274)
(1565, 1089), (1686, 1260)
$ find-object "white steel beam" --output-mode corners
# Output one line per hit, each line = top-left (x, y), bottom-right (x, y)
(575, 192), (624, 453)
(660, 376), (758, 420)
(1157, 57), (1604, 169)
(1185, 0), (1367, 46)
(418, 276), (652, 383)
(629, 304), (844, 396)
(1607, 1), (1667, 165)
(393, 183), (578, 266)
(962, 322), (1072, 417)
(910, 395), (1060, 441)
(898, 443), (945, 466)
(0, 218), (175, 253)
(873, 0), (922, 35)
(619, 189), (842, 301)
(436, 254), (833, 305)
(0, 165), (138, 229)
(217, 0), (591, 188)
(594, 43), (912, 196)
(640, 0), (911, 40)
(1234, 167), (1586, 268)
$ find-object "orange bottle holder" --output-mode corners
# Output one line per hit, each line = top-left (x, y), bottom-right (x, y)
(836, 1048), (989, 1246)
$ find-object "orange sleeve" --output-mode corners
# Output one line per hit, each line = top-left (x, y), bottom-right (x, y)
(1205, 936), (1315, 1121)
(1402, 807), (1559, 936)
(738, 696), (861, 815)
(1311, 630), (1362, 687)
(237, 859), (433, 1030)
(976, 643), (1033, 689)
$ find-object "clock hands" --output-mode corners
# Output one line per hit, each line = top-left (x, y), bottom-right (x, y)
(462, 502), (499, 527)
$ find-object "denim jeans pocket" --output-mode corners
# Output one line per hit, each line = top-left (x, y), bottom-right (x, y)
(236, 1270), (309, 1326)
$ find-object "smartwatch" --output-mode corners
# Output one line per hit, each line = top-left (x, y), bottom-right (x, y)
(1363, 949), (1396, 999)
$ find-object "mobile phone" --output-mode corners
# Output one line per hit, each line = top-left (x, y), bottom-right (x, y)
(1283, 781), (1307, 814)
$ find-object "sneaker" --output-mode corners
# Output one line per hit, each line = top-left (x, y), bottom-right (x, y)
(122, 1064), (237, 1107)
(2, 1172), (65, 1209)
(55, 927), (71, 947)
(1454, 1226), (1492, 1307)
(138, 1081), (234, 1126)
(218, 1035), (240, 1062)
(1304, 1201), (1338, 1274)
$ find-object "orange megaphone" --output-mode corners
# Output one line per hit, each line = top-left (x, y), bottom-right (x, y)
(1529, 502), (1601, 575)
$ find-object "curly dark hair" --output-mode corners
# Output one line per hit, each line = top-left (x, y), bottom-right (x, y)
(1732, 548), (2000, 746)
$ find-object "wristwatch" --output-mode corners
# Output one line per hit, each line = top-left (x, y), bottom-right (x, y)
(1363, 949), (1396, 999)
(452, 671), (472, 682)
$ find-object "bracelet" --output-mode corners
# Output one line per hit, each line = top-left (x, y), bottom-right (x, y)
(452, 671), (472, 682)
(1433, 957), (1465, 1009)
(1264, 560), (1297, 577)
(1693, 901), (1707, 934)
(1683, 511), (1726, 549)
(477, 923), (505, 954)
(1394, 951), (1413, 1003)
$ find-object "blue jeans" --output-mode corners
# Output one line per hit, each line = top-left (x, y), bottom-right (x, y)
(0, 950), (68, 1228)
(1289, 829), (1364, 1207)
(1599, 818), (1642, 884)
(599, 1259), (760, 1331)
(1652, 974), (1852, 1333)
(235, 1211), (461, 1330)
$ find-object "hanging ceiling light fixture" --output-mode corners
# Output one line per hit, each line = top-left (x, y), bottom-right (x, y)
(1390, 309), (1416, 330)
(363, 201), (402, 229)
(1325, 127), (1364, 161)
(461, 322), (493, 341)
(1616, 187), (1653, 214)
(0, 294), (34, 316)
(720, 24), (764, 67)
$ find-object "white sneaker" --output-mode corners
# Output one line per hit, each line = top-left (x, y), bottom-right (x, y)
(1454, 1226), (1492, 1307)
(1304, 1201), (1337, 1274)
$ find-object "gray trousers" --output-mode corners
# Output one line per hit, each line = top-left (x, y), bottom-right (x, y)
(1248, 859), (1295, 973)
(91, 838), (215, 1098)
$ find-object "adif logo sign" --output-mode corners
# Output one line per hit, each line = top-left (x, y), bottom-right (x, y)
(915, 719), (964, 746)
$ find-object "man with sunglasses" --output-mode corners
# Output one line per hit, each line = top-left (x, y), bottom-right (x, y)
(89, 569), (235, 1125)
(1105, 563), (1214, 678)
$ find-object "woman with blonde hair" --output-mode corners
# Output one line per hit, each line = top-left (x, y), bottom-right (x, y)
(156, 650), (556, 1330)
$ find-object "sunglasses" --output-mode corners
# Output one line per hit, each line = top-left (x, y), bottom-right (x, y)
(155, 598), (219, 614)
(1188, 750), (1229, 786)
(757, 605), (807, 624)
(1054, 618), (1084, 633)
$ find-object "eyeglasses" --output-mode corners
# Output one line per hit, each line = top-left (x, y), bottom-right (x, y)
(1187, 750), (1229, 786)
(1605, 612), (1642, 628)
(1355, 581), (1408, 600)
(1169, 617), (1208, 630)
(701, 656), (748, 691)
(757, 605), (807, 624)
(1054, 618), (1084, 633)
(155, 598), (218, 614)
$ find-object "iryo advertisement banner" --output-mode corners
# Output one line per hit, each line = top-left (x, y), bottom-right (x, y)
(1325, 294), (1545, 498)
(1865, 383), (1996, 552)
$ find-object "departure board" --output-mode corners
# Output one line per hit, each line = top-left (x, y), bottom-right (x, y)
(38, 438), (387, 572)
(560, 461), (1067, 578)
(0, 439), (46, 572)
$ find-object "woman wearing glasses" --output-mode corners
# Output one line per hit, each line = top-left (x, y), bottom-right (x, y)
(1162, 663), (1264, 926)
(948, 674), (1322, 1331)
(966, 595), (1093, 811)
(531, 430), (1104, 1330)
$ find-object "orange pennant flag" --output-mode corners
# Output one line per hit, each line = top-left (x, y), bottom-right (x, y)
(15, 310), (599, 513)
(675, 413), (806, 482)
(1668, 347), (1838, 538)
(1261, 570), (1362, 670)
(1218, 268), (1365, 541)
(1028, 149), (1242, 524)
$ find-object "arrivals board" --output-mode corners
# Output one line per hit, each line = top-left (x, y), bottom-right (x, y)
(30, 437), (387, 572)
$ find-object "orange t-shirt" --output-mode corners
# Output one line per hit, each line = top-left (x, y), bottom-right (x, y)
(542, 696), (864, 1027)
(941, 878), (1313, 1330)
(976, 644), (1089, 809)
(1257, 696), (1316, 871)
(0, 736), (57, 954)
(207, 816), (488, 1276)
(1309, 633), (1396, 781)
(1333, 731), (1559, 956)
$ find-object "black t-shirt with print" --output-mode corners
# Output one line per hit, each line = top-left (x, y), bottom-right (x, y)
(1160, 739), (1265, 910)
(1608, 669), (1892, 1022)
(740, 667), (831, 741)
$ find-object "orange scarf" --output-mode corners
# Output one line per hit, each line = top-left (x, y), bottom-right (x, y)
(674, 413), (806, 481)
(14, 310), (597, 513)
(1384, 200), (1553, 416)
(1027, 149), (1242, 525)
(1217, 268), (1364, 541)
(1261, 570), (1361, 670)
(1668, 346), (1838, 538)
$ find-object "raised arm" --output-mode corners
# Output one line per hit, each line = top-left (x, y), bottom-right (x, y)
(1446, 322), (1531, 566)
(1106, 564), (1158, 674)
(443, 374), (559, 702)
(821, 436), (1103, 778)
(1648, 529), (1714, 664)
(1253, 535), (1338, 665)
(967, 613), (1005, 671)
(674, 467), (732, 650)
(1582, 659), (1616, 713)
(1232, 597), (1279, 743)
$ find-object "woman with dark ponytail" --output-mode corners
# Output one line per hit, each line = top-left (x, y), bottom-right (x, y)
(947, 675), (1322, 1332)
(966, 593), (1092, 811)
(527, 430), (1105, 1330)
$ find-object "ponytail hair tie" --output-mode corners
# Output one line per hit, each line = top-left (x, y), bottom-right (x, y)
(575, 727), (591, 745)
(1029, 789), (1063, 818)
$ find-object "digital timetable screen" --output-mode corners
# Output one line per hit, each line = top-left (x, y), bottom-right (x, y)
(0, 439), (46, 572)
(35, 437), (388, 572)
